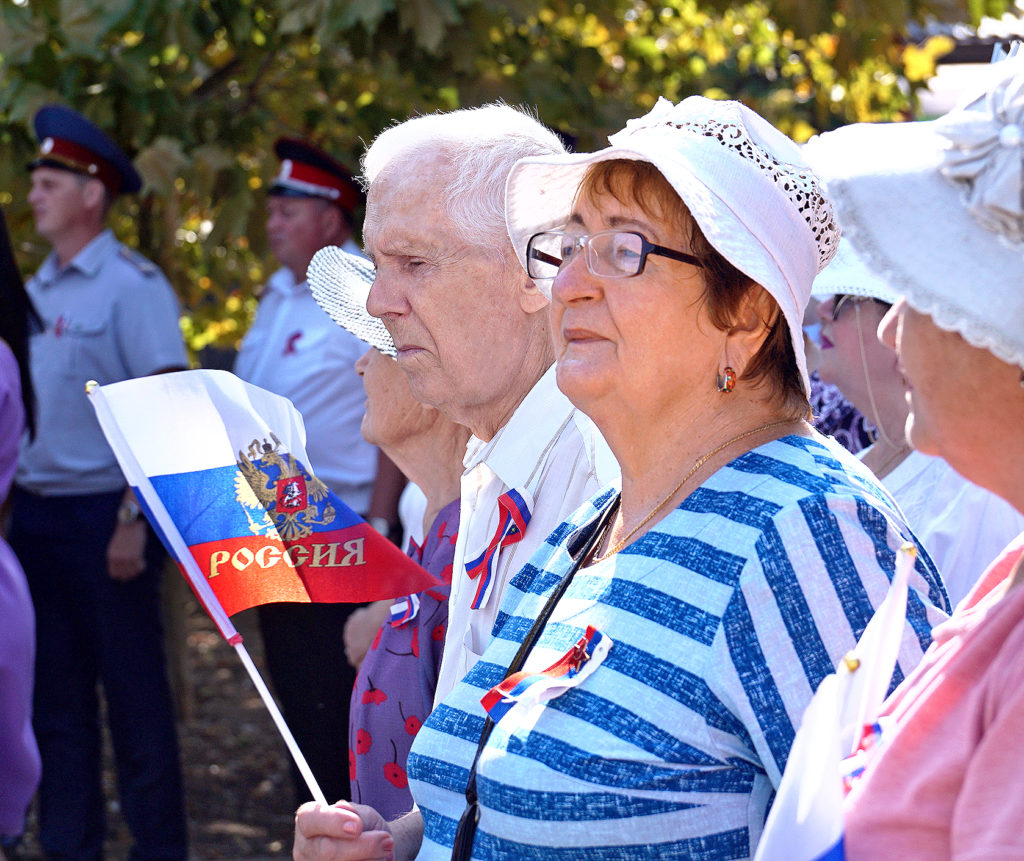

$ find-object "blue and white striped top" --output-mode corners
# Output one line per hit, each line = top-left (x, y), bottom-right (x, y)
(407, 434), (950, 860)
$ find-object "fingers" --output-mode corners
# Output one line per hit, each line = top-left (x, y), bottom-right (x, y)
(296, 801), (364, 839)
(293, 802), (394, 861)
(107, 521), (147, 581)
(343, 602), (389, 669)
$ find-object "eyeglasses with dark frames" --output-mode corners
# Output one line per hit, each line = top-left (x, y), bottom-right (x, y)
(526, 230), (703, 280)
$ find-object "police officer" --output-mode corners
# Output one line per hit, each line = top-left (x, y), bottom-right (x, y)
(9, 105), (188, 861)
(234, 138), (398, 806)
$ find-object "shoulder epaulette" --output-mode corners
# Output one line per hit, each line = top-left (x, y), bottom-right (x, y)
(118, 245), (159, 276)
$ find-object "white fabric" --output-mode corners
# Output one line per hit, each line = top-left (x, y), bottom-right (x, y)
(803, 55), (1024, 371)
(881, 450), (1024, 607)
(755, 544), (918, 861)
(397, 481), (427, 552)
(234, 238), (377, 512)
(811, 238), (897, 304)
(505, 96), (841, 397)
(434, 364), (618, 704)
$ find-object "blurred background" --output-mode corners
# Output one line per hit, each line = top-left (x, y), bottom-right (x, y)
(1, 0), (1021, 365)
(2, 2), (1022, 857)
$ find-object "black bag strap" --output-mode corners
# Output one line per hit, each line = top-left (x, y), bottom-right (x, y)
(450, 493), (621, 860)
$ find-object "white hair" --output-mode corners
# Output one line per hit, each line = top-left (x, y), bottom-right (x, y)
(362, 102), (566, 253)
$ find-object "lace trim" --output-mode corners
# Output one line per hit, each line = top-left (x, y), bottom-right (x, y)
(617, 111), (840, 271)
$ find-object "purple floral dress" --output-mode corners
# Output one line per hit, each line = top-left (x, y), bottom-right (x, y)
(348, 498), (459, 819)
(810, 371), (875, 454)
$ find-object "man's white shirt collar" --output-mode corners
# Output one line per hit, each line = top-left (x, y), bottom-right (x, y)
(463, 364), (574, 494)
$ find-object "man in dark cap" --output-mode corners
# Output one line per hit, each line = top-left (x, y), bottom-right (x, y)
(234, 138), (401, 806)
(8, 104), (188, 861)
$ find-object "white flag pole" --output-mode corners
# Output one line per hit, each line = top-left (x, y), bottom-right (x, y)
(233, 641), (328, 805)
(87, 381), (328, 806)
(847, 541), (915, 753)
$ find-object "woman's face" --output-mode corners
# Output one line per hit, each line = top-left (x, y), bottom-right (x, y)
(549, 188), (711, 421)
(878, 298), (1016, 468)
(815, 295), (897, 409)
(355, 346), (437, 451)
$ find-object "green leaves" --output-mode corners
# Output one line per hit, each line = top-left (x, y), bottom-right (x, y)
(136, 137), (191, 196)
(396, 0), (462, 51)
(0, 4), (49, 66)
(59, 0), (135, 55)
(0, 0), (994, 353)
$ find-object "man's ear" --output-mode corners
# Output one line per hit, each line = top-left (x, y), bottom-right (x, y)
(517, 272), (550, 314)
(81, 178), (107, 213)
(320, 203), (349, 242)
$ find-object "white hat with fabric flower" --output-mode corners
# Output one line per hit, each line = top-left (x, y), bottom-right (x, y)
(505, 95), (841, 397)
(803, 51), (1024, 370)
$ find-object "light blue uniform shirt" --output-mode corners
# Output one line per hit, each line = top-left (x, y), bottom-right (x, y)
(233, 239), (377, 512)
(17, 229), (187, 496)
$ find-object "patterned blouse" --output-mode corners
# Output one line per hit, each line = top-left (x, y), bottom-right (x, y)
(348, 498), (459, 820)
(809, 371), (875, 454)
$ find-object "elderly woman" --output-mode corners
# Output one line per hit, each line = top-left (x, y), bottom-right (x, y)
(294, 97), (948, 861)
(813, 242), (1024, 605)
(307, 246), (471, 819)
(801, 53), (1024, 858)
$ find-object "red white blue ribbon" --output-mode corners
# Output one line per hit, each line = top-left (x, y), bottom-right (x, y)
(388, 593), (420, 628)
(464, 488), (532, 610)
(481, 626), (612, 725)
(841, 718), (890, 795)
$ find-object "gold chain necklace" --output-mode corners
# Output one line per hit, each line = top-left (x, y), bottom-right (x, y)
(591, 419), (795, 563)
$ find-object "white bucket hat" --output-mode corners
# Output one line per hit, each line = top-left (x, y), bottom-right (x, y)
(505, 95), (841, 397)
(803, 53), (1024, 370)
(811, 238), (897, 305)
(306, 246), (397, 357)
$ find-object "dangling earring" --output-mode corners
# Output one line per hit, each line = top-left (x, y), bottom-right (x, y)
(716, 366), (737, 393)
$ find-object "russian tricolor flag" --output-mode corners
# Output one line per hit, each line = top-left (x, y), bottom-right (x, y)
(88, 369), (438, 643)
(464, 488), (532, 610)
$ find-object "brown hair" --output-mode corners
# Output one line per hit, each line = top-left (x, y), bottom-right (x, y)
(577, 159), (809, 419)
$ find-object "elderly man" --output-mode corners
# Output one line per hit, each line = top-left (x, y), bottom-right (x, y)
(362, 104), (618, 706)
(293, 101), (616, 860)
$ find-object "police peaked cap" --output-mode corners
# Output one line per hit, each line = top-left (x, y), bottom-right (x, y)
(270, 137), (364, 215)
(29, 104), (142, 196)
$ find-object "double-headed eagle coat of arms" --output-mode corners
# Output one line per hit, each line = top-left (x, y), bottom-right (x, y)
(234, 434), (337, 541)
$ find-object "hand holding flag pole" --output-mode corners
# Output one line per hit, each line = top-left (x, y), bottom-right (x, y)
(87, 370), (440, 807)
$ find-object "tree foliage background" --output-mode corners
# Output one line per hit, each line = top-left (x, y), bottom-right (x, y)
(0, 0), (1007, 355)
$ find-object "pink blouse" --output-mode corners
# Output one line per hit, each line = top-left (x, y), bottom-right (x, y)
(844, 531), (1024, 861)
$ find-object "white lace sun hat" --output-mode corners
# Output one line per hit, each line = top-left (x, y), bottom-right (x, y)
(505, 96), (841, 397)
(306, 245), (397, 357)
(803, 53), (1024, 370)
(811, 238), (898, 305)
